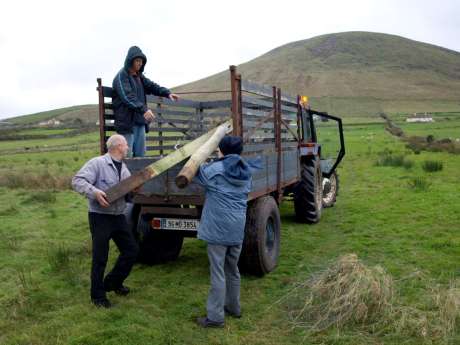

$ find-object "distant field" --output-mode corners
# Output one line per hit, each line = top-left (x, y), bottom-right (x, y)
(0, 113), (458, 345)
(4, 105), (98, 126)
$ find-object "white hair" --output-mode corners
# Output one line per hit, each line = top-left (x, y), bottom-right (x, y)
(106, 134), (126, 151)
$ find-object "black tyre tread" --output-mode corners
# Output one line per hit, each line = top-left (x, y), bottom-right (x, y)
(239, 196), (281, 276)
(294, 157), (322, 223)
(136, 214), (184, 265)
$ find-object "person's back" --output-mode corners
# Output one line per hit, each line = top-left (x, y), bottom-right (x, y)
(194, 136), (261, 328)
(195, 154), (252, 246)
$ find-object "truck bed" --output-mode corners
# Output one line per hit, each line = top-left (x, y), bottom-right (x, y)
(125, 146), (300, 203)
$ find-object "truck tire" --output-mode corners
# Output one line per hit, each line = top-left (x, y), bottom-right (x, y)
(136, 213), (184, 265)
(322, 171), (339, 208)
(239, 196), (281, 276)
(294, 157), (322, 223)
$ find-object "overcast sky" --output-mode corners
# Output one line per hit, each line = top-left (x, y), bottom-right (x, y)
(0, 0), (458, 119)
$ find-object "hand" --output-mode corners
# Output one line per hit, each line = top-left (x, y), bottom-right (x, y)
(95, 190), (110, 207)
(169, 93), (179, 101)
(143, 109), (155, 122)
(132, 184), (143, 194)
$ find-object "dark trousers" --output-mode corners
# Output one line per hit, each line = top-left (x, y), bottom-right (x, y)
(88, 212), (139, 300)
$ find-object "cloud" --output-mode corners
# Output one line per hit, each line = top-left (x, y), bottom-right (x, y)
(0, 0), (459, 119)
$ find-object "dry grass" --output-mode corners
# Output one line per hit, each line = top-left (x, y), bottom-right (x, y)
(284, 254), (393, 331)
(282, 254), (460, 342)
(0, 170), (71, 190)
(406, 136), (460, 155)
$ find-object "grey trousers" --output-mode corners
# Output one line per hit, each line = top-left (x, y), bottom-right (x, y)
(206, 243), (242, 323)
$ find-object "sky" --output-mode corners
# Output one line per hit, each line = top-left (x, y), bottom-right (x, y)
(0, 0), (459, 119)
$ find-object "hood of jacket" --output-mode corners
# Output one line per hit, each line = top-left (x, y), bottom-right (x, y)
(124, 46), (147, 72)
(220, 154), (262, 184)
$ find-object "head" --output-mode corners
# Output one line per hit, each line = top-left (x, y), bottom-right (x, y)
(124, 46), (147, 73)
(131, 57), (143, 73)
(218, 136), (243, 157)
(106, 134), (129, 159)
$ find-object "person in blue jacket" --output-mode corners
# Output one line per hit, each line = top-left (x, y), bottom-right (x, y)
(112, 46), (179, 157)
(194, 135), (260, 328)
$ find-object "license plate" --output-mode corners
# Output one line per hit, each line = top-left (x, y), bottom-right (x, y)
(151, 217), (199, 231)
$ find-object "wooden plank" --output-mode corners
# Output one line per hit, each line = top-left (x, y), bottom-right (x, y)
(241, 79), (297, 105)
(242, 95), (273, 109)
(146, 145), (178, 151)
(176, 119), (234, 188)
(244, 143), (276, 153)
(200, 100), (232, 109)
(147, 95), (200, 108)
(241, 79), (274, 99)
(154, 108), (196, 117)
(147, 127), (189, 133)
(242, 96), (298, 113)
(146, 136), (186, 141)
(201, 111), (231, 118)
(141, 206), (200, 217)
(104, 120), (233, 203)
(243, 119), (275, 130)
(242, 107), (272, 118)
(102, 86), (113, 98)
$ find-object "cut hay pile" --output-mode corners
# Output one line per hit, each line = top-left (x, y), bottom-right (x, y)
(283, 254), (460, 341)
(285, 254), (393, 331)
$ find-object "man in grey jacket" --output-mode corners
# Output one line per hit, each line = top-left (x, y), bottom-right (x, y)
(72, 134), (139, 308)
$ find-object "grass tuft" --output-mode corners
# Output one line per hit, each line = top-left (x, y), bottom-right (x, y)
(407, 177), (432, 191)
(422, 160), (443, 172)
(375, 154), (413, 169)
(283, 255), (460, 341)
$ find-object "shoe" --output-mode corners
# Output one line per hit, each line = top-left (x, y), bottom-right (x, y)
(92, 298), (112, 308)
(196, 317), (224, 328)
(105, 284), (130, 296)
(224, 306), (242, 318)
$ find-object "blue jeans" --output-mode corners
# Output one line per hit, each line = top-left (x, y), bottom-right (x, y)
(123, 125), (146, 157)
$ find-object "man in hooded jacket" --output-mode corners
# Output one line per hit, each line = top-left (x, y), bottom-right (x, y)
(194, 136), (260, 328)
(112, 46), (179, 157)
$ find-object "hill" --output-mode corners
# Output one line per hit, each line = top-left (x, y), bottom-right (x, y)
(174, 31), (460, 116)
(2, 105), (98, 126)
(3, 31), (460, 124)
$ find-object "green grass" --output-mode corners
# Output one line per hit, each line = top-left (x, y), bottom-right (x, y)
(422, 160), (444, 172)
(0, 115), (459, 344)
(6, 105), (97, 125)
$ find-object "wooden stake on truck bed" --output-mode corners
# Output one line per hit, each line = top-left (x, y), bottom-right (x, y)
(105, 120), (233, 203)
(175, 120), (233, 188)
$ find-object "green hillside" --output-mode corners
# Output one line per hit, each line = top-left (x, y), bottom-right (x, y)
(3, 105), (98, 126)
(174, 31), (460, 116)
(4, 31), (460, 123)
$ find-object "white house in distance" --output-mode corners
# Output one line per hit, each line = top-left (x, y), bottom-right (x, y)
(406, 113), (434, 123)
(39, 119), (61, 127)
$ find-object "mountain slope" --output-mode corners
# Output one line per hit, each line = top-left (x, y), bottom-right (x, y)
(174, 32), (460, 115)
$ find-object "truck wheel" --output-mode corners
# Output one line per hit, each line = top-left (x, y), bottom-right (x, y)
(239, 196), (281, 276)
(322, 171), (339, 208)
(136, 213), (184, 265)
(294, 157), (322, 223)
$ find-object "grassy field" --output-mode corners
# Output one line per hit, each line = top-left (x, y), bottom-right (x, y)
(0, 114), (459, 345)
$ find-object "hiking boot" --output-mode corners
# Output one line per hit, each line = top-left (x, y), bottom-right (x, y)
(105, 284), (130, 296)
(92, 298), (112, 308)
(196, 317), (224, 328)
(224, 306), (241, 318)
